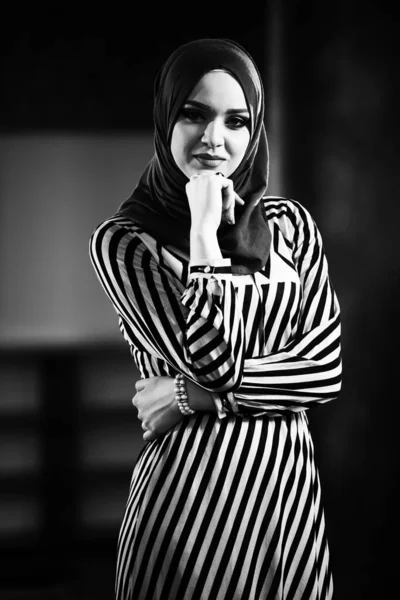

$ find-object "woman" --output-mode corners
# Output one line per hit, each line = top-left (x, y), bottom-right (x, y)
(89, 38), (341, 600)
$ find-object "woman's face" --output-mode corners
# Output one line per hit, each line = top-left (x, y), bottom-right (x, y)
(170, 70), (251, 179)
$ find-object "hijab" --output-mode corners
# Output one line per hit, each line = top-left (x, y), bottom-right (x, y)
(117, 38), (271, 275)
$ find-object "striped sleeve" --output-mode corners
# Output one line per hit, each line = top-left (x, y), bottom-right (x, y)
(89, 217), (245, 392)
(225, 200), (342, 416)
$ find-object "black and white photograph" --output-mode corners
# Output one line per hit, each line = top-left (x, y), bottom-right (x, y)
(0, 2), (398, 599)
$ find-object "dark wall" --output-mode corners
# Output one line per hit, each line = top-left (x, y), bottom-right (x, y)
(279, 3), (400, 598)
(1, 5), (267, 132)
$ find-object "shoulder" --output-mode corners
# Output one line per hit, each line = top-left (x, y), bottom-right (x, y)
(262, 196), (315, 222)
(262, 196), (320, 242)
(90, 214), (143, 241)
(89, 214), (159, 265)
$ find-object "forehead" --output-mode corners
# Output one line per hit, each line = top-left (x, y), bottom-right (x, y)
(187, 71), (248, 109)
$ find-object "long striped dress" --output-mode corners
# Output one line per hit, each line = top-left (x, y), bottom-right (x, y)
(89, 197), (342, 600)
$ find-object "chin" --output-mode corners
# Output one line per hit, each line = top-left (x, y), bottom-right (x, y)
(186, 164), (229, 178)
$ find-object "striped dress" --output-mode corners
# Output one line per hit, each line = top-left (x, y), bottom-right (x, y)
(89, 197), (342, 600)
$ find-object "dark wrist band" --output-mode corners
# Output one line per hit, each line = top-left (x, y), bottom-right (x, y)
(190, 265), (232, 275)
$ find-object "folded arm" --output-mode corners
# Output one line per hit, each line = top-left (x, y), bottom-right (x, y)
(89, 217), (246, 393)
(214, 200), (342, 417)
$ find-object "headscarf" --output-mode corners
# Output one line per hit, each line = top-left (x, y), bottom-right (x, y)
(117, 38), (271, 275)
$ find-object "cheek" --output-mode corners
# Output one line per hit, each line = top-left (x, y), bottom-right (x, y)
(232, 130), (251, 162)
(170, 125), (195, 167)
(170, 124), (196, 176)
(170, 126), (183, 164)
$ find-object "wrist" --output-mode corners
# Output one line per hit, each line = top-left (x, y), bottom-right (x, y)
(190, 220), (218, 233)
(185, 378), (216, 412)
(190, 229), (222, 261)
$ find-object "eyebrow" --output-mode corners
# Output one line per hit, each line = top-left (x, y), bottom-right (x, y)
(184, 100), (250, 115)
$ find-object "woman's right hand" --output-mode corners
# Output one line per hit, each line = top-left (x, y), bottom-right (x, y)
(133, 376), (183, 442)
(133, 375), (216, 442)
(185, 172), (244, 232)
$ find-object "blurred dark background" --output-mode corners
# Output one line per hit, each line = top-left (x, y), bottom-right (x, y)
(0, 1), (399, 598)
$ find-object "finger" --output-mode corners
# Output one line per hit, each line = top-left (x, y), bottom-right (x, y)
(221, 179), (235, 225)
(235, 192), (245, 206)
(143, 430), (157, 442)
(135, 379), (147, 392)
(132, 390), (144, 408)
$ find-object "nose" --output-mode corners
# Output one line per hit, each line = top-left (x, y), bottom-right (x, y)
(201, 119), (224, 148)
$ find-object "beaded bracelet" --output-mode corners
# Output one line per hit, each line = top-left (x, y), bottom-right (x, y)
(174, 373), (196, 416)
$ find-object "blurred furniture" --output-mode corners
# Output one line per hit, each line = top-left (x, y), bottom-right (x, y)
(0, 344), (142, 598)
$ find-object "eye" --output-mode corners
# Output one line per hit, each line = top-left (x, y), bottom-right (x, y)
(180, 108), (204, 122)
(227, 116), (250, 130)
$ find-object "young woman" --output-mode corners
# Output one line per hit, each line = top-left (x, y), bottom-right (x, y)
(90, 37), (341, 600)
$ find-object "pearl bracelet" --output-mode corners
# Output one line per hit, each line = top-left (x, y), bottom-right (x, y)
(174, 373), (196, 416)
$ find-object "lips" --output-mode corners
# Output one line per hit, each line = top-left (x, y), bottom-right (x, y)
(194, 153), (227, 168)
(194, 153), (226, 160)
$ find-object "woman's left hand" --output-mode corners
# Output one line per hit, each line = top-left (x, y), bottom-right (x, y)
(132, 376), (183, 442)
